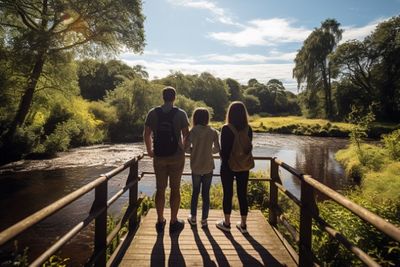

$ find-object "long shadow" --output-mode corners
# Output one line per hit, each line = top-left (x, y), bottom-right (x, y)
(223, 231), (264, 266)
(151, 232), (165, 267)
(243, 232), (285, 266)
(203, 227), (229, 267)
(168, 230), (186, 267)
(191, 226), (216, 267)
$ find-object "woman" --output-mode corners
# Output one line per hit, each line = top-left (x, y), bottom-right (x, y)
(216, 101), (254, 234)
(185, 108), (220, 228)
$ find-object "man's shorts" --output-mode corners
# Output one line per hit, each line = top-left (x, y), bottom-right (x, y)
(153, 152), (185, 191)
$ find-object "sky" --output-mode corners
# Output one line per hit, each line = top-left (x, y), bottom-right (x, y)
(120, 0), (400, 92)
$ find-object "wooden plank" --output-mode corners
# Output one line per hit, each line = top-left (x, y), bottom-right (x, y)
(119, 209), (297, 267)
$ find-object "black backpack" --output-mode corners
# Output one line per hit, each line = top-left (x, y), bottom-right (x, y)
(153, 107), (179, 157)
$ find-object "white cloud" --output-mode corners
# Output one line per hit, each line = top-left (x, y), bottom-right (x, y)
(209, 18), (311, 47)
(167, 0), (242, 26)
(201, 51), (297, 63)
(341, 18), (385, 42)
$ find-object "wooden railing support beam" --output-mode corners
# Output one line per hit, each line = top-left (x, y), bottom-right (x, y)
(93, 178), (108, 267)
(128, 160), (139, 234)
(299, 175), (316, 267)
(269, 158), (279, 226)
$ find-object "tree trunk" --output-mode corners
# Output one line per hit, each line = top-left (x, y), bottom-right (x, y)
(5, 50), (46, 142)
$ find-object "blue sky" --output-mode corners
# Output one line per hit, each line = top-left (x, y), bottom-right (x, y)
(120, 0), (400, 92)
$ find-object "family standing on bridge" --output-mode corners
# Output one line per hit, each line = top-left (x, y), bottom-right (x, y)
(144, 86), (254, 235)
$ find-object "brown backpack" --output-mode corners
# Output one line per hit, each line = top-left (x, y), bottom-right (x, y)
(227, 124), (255, 172)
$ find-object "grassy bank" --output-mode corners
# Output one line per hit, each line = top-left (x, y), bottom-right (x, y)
(211, 116), (399, 138)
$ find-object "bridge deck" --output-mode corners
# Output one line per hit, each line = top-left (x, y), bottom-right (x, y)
(119, 208), (297, 266)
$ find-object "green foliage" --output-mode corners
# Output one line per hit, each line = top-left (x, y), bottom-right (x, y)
(42, 120), (81, 155)
(313, 195), (400, 266)
(383, 129), (400, 160)
(42, 255), (70, 267)
(293, 19), (343, 119)
(174, 95), (213, 119)
(347, 105), (376, 164)
(190, 72), (229, 121)
(105, 78), (163, 141)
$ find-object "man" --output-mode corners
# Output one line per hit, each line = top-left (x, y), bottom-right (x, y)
(143, 86), (189, 233)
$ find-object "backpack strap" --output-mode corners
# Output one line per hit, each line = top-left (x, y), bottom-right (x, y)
(155, 107), (178, 122)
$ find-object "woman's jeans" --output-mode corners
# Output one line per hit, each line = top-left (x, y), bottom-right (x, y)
(190, 172), (213, 220)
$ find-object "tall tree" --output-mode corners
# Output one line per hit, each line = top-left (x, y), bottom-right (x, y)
(0, 0), (145, 141)
(293, 19), (342, 118)
(225, 78), (243, 101)
(368, 16), (400, 120)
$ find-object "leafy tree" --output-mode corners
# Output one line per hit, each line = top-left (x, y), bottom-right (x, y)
(225, 78), (243, 101)
(245, 82), (273, 113)
(266, 79), (287, 113)
(366, 16), (400, 120)
(190, 72), (229, 120)
(77, 59), (147, 100)
(174, 95), (212, 119)
(243, 94), (261, 115)
(105, 79), (162, 141)
(0, 0), (145, 143)
(293, 19), (343, 118)
(156, 71), (196, 98)
(331, 40), (376, 100)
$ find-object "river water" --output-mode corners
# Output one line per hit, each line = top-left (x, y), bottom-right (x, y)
(0, 133), (349, 265)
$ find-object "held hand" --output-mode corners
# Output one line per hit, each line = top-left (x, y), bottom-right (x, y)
(147, 150), (154, 158)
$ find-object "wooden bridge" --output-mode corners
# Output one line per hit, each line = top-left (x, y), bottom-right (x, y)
(0, 154), (399, 266)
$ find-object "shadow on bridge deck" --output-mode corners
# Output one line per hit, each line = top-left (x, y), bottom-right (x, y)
(117, 208), (297, 266)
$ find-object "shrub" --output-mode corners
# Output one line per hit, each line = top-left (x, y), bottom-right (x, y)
(383, 129), (400, 161)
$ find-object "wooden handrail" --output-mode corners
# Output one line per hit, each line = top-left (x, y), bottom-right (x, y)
(0, 154), (144, 267)
(302, 174), (400, 242)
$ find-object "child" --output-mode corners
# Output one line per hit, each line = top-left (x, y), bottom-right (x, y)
(185, 108), (220, 227)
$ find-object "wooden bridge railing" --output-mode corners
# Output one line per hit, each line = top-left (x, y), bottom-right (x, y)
(0, 154), (144, 267)
(1, 154), (399, 267)
(267, 157), (400, 267)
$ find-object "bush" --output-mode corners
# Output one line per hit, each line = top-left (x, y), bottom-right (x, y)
(43, 120), (80, 155)
(383, 129), (400, 160)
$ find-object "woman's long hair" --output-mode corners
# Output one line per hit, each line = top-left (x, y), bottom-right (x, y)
(226, 101), (249, 131)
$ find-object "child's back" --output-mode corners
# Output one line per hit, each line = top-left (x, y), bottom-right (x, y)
(187, 125), (219, 175)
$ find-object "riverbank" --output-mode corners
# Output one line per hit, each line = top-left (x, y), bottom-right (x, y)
(330, 132), (400, 265)
(211, 116), (399, 138)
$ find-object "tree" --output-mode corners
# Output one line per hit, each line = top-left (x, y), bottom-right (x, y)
(0, 0), (145, 142)
(225, 78), (243, 101)
(190, 72), (229, 120)
(243, 94), (260, 115)
(266, 79), (287, 113)
(78, 59), (147, 100)
(367, 16), (400, 120)
(293, 19), (342, 118)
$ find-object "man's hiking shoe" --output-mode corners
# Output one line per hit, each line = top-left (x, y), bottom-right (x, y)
(216, 220), (231, 232)
(156, 219), (166, 234)
(236, 222), (248, 234)
(201, 219), (208, 228)
(170, 219), (185, 233)
(187, 215), (197, 226)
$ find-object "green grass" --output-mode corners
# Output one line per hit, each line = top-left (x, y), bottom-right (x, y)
(210, 116), (399, 138)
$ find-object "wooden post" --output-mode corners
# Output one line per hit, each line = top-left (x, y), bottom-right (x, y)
(128, 160), (139, 233)
(93, 179), (107, 267)
(269, 158), (279, 226)
(299, 175), (315, 267)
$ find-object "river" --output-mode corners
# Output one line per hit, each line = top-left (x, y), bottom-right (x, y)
(0, 133), (350, 265)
